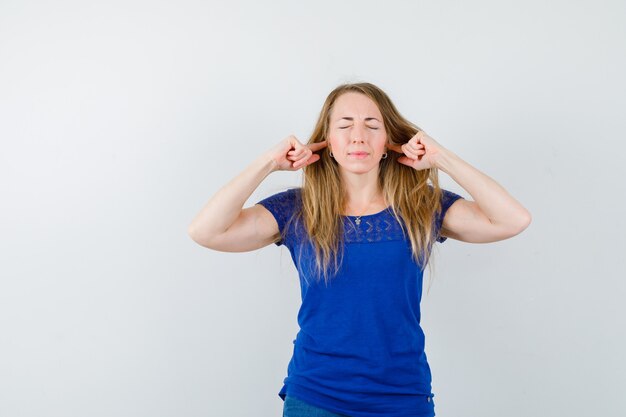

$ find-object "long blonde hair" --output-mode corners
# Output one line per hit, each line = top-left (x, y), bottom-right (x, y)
(287, 82), (444, 286)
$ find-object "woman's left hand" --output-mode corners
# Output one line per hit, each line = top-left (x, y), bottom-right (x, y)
(387, 130), (446, 171)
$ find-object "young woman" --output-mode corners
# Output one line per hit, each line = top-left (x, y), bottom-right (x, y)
(188, 82), (531, 417)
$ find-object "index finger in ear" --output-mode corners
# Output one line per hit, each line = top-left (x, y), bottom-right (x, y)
(307, 140), (328, 152)
(387, 143), (404, 153)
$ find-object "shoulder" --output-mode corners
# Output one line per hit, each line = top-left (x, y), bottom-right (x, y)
(254, 187), (303, 247)
(256, 187), (302, 208)
(426, 185), (465, 243)
(440, 188), (465, 210)
(255, 187), (303, 228)
(426, 184), (465, 216)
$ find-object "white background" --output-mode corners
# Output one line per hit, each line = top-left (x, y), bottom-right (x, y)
(1, 1), (624, 416)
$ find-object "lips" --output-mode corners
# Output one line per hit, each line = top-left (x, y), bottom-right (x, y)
(347, 151), (369, 160)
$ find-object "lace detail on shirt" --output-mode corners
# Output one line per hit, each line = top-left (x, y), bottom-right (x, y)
(257, 187), (464, 246)
(342, 211), (407, 243)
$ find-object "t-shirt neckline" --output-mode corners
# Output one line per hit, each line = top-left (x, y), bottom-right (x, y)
(342, 206), (392, 218)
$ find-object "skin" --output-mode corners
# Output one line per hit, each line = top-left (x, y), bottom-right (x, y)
(272, 92), (531, 242)
(281, 91), (430, 213)
(326, 91), (388, 175)
(188, 91), (530, 252)
(324, 92), (392, 212)
(276, 92), (392, 213)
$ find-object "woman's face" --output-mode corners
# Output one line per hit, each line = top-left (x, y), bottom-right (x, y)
(327, 92), (388, 175)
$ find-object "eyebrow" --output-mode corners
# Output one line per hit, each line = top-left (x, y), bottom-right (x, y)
(337, 117), (381, 122)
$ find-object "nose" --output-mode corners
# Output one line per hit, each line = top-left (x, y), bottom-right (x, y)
(352, 125), (367, 142)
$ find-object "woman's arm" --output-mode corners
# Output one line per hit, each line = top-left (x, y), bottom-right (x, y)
(435, 149), (532, 243)
(187, 136), (326, 251)
(187, 154), (278, 250)
(390, 130), (531, 243)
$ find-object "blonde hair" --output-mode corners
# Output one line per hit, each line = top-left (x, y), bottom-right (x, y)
(286, 82), (444, 287)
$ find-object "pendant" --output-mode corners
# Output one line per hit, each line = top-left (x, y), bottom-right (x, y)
(355, 217), (361, 226)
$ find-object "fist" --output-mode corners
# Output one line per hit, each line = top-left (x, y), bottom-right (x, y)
(387, 130), (445, 171)
(267, 135), (328, 171)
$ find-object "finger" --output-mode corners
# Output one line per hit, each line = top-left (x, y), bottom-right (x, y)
(412, 159), (431, 171)
(399, 155), (430, 171)
(410, 131), (426, 145)
(307, 140), (328, 152)
(408, 140), (423, 151)
(291, 159), (304, 169)
(387, 143), (404, 153)
(408, 144), (425, 154)
(293, 149), (313, 168)
(396, 156), (415, 167)
(402, 144), (419, 159)
(302, 154), (321, 167)
(289, 148), (304, 157)
(286, 135), (302, 149)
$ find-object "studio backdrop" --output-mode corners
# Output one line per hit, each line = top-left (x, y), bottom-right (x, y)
(0, 1), (624, 416)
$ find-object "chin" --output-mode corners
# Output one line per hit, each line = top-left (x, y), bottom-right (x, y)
(338, 164), (378, 175)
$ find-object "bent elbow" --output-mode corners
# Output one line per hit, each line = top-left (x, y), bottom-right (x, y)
(187, 225), (200, 241)
(187, 226), (211, 247)
(521, 209), (532, 229)
(512, 210), (532, 236)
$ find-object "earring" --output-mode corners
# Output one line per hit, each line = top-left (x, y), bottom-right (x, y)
(329, 151), (334, 158)
(381, 152), (387, 159)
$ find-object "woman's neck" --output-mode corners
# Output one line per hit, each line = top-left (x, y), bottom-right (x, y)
(340, 172), (386, 214)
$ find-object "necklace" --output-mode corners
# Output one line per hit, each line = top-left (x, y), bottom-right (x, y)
(347, 196), (382, 226)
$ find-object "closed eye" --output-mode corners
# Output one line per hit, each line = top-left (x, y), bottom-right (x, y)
(339, 126), (379, 130)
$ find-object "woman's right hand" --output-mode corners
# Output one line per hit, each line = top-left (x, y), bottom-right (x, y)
(266, 135), (327, 172)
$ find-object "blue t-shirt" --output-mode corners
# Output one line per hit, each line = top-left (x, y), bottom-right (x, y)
(256, 187), (464, 417)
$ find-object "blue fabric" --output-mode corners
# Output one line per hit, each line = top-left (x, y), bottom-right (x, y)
(283, 395), (351, 417)
(257, 187), (463, 417)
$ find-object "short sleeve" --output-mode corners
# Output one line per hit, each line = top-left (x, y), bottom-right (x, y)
(435, 188), (465, 243)
(255, 188), (301, 246)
